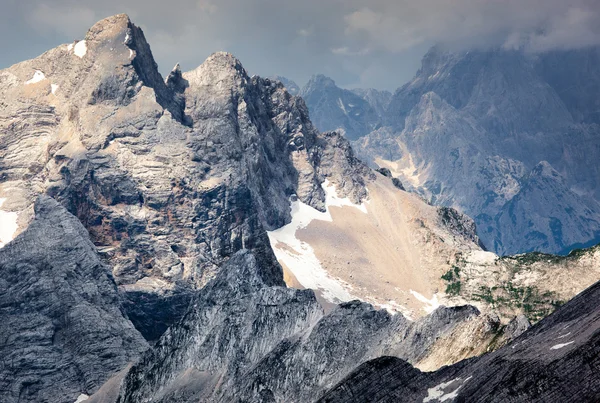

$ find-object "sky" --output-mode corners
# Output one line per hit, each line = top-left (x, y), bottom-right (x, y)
(1, 0), (599, 90)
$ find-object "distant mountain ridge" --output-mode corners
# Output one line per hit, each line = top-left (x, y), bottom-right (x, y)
(312, 45), (600, 256)
(299, 74), (384, 140)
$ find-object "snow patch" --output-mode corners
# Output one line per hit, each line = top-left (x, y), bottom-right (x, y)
(25, 70), (45, 85)
(51, 84), (59, 94)
(124, 33), (130, 44)
(337, 97), (347, 114)
(557, 332), (571, 339)
(266, 180), (367, 304)
(322, 179), (368, 213)
(551, 341), (574, 350)
(0, 198), (19, 249)
(74, 394), (89, 403)
(410, 290), (441, 314)
(74, 40), (87, 58)
(67, 43), (74, 51)
(423, 376), (471, 402)
(129, 49), (134, 59)
(267, 199), (354, 303)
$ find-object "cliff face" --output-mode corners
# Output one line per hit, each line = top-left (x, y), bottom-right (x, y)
(0, 196), (147, 403)
(299, 75), (381, 141)
(115, 250), (511, 403)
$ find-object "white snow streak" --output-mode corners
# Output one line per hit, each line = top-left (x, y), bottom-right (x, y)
(423, 376), (472, 402)
(322, 179), (368, 213)
(557, 332), (571, 339)
(337, 97), (347, 114)
(551, 341), (574, 350)
(129, 49), (134, 58)
(67, 43), (74, 51)
(74, 394), (89, 403)
(25, 70), (45, 85)
(410, 290), (441, 314)
(74, 40), (87, 58)
(51, 84), (59, 94)
(124, 33), (130, 44)
(0, 198), (19, 249)
(266, 180), (367, 303)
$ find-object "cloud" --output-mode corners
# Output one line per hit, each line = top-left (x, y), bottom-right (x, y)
(28, 4), (98, 38)
(341, 0), (600, 54)
(2, 0), (599, 90)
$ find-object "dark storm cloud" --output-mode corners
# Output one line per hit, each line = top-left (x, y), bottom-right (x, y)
(2, 0), (599, 89)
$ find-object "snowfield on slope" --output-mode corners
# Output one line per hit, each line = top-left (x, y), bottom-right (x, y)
(267, 180), (367, 304)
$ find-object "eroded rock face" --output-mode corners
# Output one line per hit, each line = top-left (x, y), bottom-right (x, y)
(0, 196), (147, 403)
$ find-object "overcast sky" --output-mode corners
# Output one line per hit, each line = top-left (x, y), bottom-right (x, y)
(1, 0), (599, 90)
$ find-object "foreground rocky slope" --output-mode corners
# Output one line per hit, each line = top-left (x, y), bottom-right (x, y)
(0, 196), (147, 403)
(321, 274), (600, 402)
(111, 250), (521, 403)
(347, 46), (600, 256)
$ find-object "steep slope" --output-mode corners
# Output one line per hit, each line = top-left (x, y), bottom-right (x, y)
(300, 75), (381, 140)
(0, 196), (147, 403)
(354, 45), (600, 255)
(321, 273), (600, 402)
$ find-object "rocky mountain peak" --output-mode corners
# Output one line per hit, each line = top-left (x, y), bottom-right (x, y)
(269, 75), (300, 95)
(304, 74), (337, 90)
(184, 51), (249, 88)
(530, 160), (563, 181)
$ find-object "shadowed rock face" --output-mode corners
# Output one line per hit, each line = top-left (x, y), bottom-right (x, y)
(0, 196), (147, 403)
(320, 277), (600, 402)
(0, 15), (369, 341)
(352, 45), (600, 256)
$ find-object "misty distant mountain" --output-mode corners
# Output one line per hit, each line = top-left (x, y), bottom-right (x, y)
(299, 74), (382, 140)
(269, 75), (300, 95)
(353, 45), (600, 255)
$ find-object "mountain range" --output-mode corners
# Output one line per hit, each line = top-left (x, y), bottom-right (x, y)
(299, 46), (600, 256)
(1, 13), (600, 403)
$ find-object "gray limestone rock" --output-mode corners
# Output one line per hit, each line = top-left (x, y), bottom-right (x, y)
(114, 250), (489, 402)
(0, 16), (369, 341)
(0, 196), (147, 403)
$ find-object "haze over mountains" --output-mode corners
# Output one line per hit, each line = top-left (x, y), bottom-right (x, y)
(2, 12), (600, 403)
(299, 45), (600, 256)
